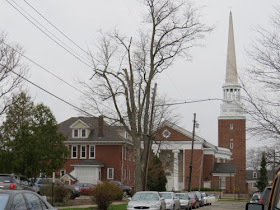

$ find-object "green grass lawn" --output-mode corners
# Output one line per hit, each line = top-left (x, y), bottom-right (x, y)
(60, 203), (127, 210)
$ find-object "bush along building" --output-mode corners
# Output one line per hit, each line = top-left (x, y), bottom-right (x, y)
(152, 12), (247, 194)
(57, 116), (135, 187)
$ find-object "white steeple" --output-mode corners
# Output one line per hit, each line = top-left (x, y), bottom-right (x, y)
(219, 12), (244, 118)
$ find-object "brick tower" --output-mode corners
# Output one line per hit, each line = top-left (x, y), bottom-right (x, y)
(218, 12), (247, 193)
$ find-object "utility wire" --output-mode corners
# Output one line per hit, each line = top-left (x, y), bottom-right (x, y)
(0, 63), (94, 117)
(156, 98), (224, 106)
(6, 0), (93, 69)
(2, 41), (117, 113)
(23, 0), (90, 58)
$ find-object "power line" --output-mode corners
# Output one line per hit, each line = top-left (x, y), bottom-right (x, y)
(23, 0), (90, 58)
(2, 41), (117, 113)
(156, 98), (224, 106)
(0, 63), (94, 117)
(6, 0), (93, 69)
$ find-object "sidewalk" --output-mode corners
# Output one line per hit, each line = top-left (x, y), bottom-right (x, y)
(57, 196), (128, 209)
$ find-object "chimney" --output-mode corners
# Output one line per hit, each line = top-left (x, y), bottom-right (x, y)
(98, 115), (104, 137)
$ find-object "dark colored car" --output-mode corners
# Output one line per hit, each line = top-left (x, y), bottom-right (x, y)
(34, 178), (80, 199)
(0, 190), (57, 210)
(186, 192), (199, 209)
(110, 180), (133, 195)
(259, 186), (271, 208)
(73, 183), (96, 195)
(0, 174), (39, 193)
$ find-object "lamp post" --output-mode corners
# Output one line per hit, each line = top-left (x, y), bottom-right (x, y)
(188, 113), (197, 192)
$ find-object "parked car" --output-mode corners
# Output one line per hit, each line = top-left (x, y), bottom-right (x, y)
(201, 192), (207, 206)
(110, 180), (133, 195)
(34, 178), (80, 199)
(160, 192), (180, 210)
(73, 183), (96, 195)
(0, 189), (57, 210)
(259, 186), (272, 208)
(127, 191), (166, 210)
(174, 192), (191, 210)
(195, 191), (204, 206)
(250, 192), (262, 203)
(246, 167), (280, 210)
(0, 174), (39, 193)
(205, 193), (216, 205)
(186, 192), (199, 209)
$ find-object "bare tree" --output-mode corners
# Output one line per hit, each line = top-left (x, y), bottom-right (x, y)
(82, 0), (212, 191)
(242, 6), (280, 143)
(0, 32), (27, 118)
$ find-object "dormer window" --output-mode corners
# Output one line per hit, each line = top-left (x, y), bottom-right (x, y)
(253, 172), (257, 178)
(82, 129), (86, 138)
(74, 129), (78, 138)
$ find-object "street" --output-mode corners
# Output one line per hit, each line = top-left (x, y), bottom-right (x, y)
(201, 201), (247, 210)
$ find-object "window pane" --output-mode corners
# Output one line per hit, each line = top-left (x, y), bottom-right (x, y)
(24, 193), (42, 210)
(72, 146), (77, 158)
(74, 129), (78, 137)
(11, 193), (28, 210)
(90, 146), (95, 158)
(0, 194), (10, 209)
(82, 129), (86, 137)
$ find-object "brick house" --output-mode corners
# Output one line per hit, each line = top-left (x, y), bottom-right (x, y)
(58, 116), (135, 187)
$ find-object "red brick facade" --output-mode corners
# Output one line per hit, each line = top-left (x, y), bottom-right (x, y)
(218, 119), (247, 193)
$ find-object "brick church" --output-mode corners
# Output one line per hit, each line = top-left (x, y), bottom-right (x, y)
(153, 12), (247, 193)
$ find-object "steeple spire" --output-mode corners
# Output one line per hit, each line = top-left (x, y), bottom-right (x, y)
(219, 12), (244, 117)
(225, 12), (238, 84)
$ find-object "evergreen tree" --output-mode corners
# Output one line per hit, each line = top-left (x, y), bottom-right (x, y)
(0, 92), (69, 178)
(257, 152), (268, 192)
(147, 155), (167, 191)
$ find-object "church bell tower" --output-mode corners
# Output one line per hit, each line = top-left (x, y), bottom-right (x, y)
(218, 12), (247, 193)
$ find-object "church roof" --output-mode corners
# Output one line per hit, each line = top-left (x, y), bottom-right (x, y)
(225, 12), (238, 85)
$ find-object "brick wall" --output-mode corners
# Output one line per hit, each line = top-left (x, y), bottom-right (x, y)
(218, 119), (247, 193)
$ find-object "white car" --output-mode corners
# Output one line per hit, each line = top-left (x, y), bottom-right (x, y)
(160, 192), (180, 210)
(127, 191), (166, 210)
(205, 193), (216, 205)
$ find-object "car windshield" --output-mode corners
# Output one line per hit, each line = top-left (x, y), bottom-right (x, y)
(0, 175), (13, 183)
(0, 194), (9, 210)
(188, 193), (195, 199)
(175, 194), (187, 199)
(161, 193), (172, 199)
(132, 193), (159, 201)
(207, 194), (215, 197)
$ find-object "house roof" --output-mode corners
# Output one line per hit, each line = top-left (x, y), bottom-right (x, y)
(58, 116), (131, 144)
(71, 159), (104, 167)
(212, 163), (236, 174)
(246, 170), (274, 181)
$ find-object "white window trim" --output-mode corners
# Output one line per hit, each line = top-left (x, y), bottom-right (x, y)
(107, 168), (114, 179)
(253, 172), (257, 178)
(81, 129), (87, 138)
(230, 142), (234, 149)
(124, 147), (127, 160)
(89, 145), (95, 159)
(230, 123), (234, 130)
(60, 170), (66, 177)
(71, 145), (78, 159)
(80, 145), (87, 159)
(73, 129), (79, 138)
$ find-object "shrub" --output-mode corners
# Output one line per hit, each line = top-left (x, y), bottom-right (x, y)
(40, 183), (72, 203)
(92, 182), (123, 210)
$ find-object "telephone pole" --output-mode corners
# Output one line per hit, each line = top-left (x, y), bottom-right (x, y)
(188, 113), (196, 192)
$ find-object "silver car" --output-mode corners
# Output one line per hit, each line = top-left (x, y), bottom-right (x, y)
(160, 192), (180, 210)
(127, 191), (166, 210)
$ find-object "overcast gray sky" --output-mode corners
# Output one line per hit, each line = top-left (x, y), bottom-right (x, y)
(0, 0), (278, 148)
